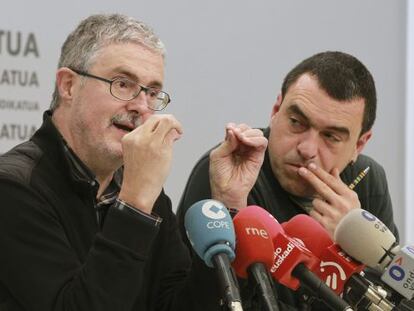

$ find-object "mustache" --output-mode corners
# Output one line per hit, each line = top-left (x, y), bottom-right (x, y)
(110, 113), (142, 129)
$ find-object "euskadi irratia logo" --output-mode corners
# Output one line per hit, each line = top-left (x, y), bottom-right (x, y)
(319, 261), (346, 291)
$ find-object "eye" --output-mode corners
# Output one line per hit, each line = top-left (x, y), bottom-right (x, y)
(289, 117), (299, 125)
(147, 88), (161, 99)
(288, 117), (306, 132)
(115, 78), (134, 89)
(323, 132), (341, 143)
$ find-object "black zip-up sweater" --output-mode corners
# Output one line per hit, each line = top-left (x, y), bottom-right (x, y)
(0, 112), (194, 311)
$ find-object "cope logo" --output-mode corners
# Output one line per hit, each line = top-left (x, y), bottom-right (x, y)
(202, 201), (226, 219)
(202, 201), (230, 230)
(319, 261), (346, 291)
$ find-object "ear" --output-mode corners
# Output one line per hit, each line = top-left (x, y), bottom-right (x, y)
(55, 67), (78, 105)
(271, 94), (283, 118)
(351, 129), (372, 162)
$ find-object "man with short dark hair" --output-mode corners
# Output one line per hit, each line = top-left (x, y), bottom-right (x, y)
(177, 51), (399, 310)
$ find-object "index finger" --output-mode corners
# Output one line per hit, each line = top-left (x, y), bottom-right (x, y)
(232, 128), (268, 149)
(152, 114), (183, 137)
(298, 166), (337, 202)
(298, 167), (347, 202)
(306, 163), (347, 195)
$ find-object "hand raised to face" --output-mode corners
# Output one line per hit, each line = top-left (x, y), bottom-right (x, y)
(119, 114), (182, 214)
(298, 163), (361, 238)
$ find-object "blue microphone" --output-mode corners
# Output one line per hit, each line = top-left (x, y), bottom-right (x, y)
(185, 199), (243, 311)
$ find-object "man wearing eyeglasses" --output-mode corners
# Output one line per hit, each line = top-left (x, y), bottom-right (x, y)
(0, 14), (268, 311)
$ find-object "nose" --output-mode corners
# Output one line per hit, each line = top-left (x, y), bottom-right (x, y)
(125, 90), (152, 115)
(296, 130), (318, 161)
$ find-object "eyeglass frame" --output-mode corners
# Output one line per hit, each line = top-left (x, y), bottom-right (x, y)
(69, 68), (171, 111)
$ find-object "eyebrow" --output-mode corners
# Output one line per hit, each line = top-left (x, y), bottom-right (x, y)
(287, 103), (350, 137)
(111, 67), (163, 89)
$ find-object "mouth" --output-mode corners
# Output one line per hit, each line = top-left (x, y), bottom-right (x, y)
(112, 122), (135, 132)
(286, 163), (303, 169)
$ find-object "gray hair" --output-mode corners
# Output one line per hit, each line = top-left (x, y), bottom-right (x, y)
(50, 14), (165, 111)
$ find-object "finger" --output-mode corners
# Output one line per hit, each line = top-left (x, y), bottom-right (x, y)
(309, 208), (333, 235)
(164, 128), (182, 146)
(332, 167), (341, 178)
(152, 115), (183, 141)
(211, 128), (239, 159)
(230, 128), (267, 148)
(134, 114), (161, 133)
(307, 163), (348, 195)
(298, 166), (338, 202)
(238, 135), (268, 149)
(225, 122), (237, 131)
(226, 123), (250, 133)
(312, 198), (332, 218)
(233, 128), (262, 138)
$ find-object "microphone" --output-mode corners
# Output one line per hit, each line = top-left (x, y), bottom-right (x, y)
(245, 206), (352, 311)
(380, 245), (414, 300)
(232, 207), (280, 311)
(283, 214), (364, 294)
(284, 214), (396, 311)
(334, 209), (414, 308)
(184, 199), (243, 311)
(334, 209), (399, 271)
(282, 214), (332, 257)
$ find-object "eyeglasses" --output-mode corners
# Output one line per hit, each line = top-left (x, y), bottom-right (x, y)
(70, 68), (171, 111)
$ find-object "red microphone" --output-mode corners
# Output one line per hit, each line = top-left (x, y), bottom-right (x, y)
(283, 214), (365, 294)
(283, 214), (398, 310)
(244, 206), (352, 311)
(232, 209), (279, 311)
(282, 214), (332, 258)
(243, 206), (319, 290)
(232, 210), (275, 277)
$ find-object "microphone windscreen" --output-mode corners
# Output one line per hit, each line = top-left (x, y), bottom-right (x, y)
(184, 199), (235, 267)
(242, 205), (285, 238)
(232, 210), (275, 278)
(283, 214), (333, 257)
(334, 209), (397, 270)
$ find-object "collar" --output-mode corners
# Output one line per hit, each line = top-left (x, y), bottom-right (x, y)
(31, 110), (122, 196)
